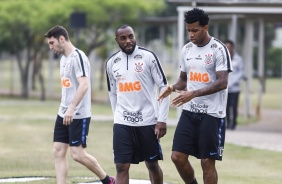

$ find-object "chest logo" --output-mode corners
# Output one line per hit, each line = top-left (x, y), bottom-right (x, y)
(119, 81), (142, 92)
(189, 71), (210, 83)
(135, 62), (144, 73)
(204, 54), (213, 65)
(61, 78), (71, 88)
(134, 54), (142, 60)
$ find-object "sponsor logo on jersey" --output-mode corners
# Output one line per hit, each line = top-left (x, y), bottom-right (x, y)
(114, 57), (121, 63)
(134, 62), (144, 73)
(123, 110), (143, 123)
(134, 54), (142, 60)
(61, 78), (71, 88)
(189, 102), (208, 114)
(196, 55), (202, 60)
(189, 71), (210, 83)
(119, 81), (142, 92)
(204, 53), (213, 65)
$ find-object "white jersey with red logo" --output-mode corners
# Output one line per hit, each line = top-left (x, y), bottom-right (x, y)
(106, 46), (170, 126)
(58, 48), (91, 119)
(180, 37), (232, 118)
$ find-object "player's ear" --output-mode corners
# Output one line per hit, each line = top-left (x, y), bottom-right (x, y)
(59, 35), (65, 43)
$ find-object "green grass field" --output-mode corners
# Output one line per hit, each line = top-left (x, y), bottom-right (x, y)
(0, 99), (282, 184)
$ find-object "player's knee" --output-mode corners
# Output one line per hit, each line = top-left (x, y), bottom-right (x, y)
(53, 146), (66, 158)
(145, 161), (159, 172)
(70, 148), (84, 162)
(171, 152), (182, 164)
(201, 158), (215, 171)
(116, 163), (130, 174)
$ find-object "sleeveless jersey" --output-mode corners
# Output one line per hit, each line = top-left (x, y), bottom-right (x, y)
(180, 37), (232, 118)
(58, 48), (91, 119)
(106, 46), (170, 126)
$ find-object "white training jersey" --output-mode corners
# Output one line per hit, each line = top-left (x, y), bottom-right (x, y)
(106, 46), (170, 126)
(58, 48), (91, 119)
(180, 37), (232, 118)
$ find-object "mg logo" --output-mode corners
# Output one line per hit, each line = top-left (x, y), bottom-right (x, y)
(61, 78), (71, 88)
(119, 81), (141, 92)
(189, 71), (210, 83)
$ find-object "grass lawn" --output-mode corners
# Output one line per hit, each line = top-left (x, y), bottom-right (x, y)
(0, 99), (282, 184)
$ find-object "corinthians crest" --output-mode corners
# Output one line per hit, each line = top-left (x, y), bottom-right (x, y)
(204, 53), (213, 65)
(134, 62), (144, 73)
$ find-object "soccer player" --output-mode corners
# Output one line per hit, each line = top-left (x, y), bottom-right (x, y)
(44, 25), (115, 184)
(225, 40), (244, 130)
(106, 25), (170, 184)
(158, 8), (232, 184)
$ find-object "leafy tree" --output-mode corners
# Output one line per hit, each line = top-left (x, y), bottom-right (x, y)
(0, 0), (165, 99)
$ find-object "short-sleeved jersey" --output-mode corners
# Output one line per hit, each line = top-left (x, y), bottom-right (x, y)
(106, 46), (170, 126)
(180, 37), (232, 118)
(58, 48), (91, 119)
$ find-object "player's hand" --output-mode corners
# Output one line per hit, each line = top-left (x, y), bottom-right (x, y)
(158, 85), (173, 103)
(63, 106), (74, 125)
(155, 122), (167, 139)
(171, 90), (194, 107)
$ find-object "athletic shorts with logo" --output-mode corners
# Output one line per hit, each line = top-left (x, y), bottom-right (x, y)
(53, 115), (90, 148)
(172, 110), (225, 160)
(113, 124), (163, 164)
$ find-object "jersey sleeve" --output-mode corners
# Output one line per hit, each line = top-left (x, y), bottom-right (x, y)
(215, 46), (232, 72)
(73, 50), (90, 78)
(106, 59), (117, 114)
(179, 46), (187, 73)
(149, 53), (170, 123)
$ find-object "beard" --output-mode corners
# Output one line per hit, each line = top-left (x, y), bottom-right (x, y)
(119, 42), (136, 55)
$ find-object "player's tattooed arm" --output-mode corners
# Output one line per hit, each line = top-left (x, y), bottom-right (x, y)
(171, 71), (228, 107)
(193, 70), (228, 97)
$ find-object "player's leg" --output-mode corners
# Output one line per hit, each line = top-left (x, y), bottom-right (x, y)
(138, 125), (163, 184)
(201, 158), (217, 184)
(232, 92), (240, 129)
(199, 114), (225, 184)
(115, 163), (130, 184)
(171, 110), (198, 184)
(70, 145), (107, 179)
(145, 161), (163, 184)
(113, 124), (135, 184)
(68, 118), (113, 183)
(53, 142), (68, 184)
(53, 115), (70, 184)
(171, 151), (197, 184)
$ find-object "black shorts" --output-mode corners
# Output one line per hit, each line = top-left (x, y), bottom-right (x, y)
(113, 124), (163, 164)
(172, 110), (225, 160)
(53, 115), (91, 148)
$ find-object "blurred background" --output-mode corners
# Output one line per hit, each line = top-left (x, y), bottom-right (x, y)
(0, 0), (282, 183)
(0, 0), (281, 121)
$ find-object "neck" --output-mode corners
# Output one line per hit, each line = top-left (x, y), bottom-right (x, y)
(63, 42), (75, 56)
(198, 34), (211, 47)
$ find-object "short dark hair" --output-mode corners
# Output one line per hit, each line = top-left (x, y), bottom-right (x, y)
(115, 24), (132, 36)
(225, 39), (235, 47)
(44, 25), (69, 41)
(184, 8), (209, 26)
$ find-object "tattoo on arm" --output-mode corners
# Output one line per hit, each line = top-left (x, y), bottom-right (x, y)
(193, 71), (228, 97)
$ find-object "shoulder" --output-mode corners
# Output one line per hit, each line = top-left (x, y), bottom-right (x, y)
(72, 49), (87, 60)
(211, 38), (227, 50)
(137, 46), (157, 58)
(106, 50), (121, 66)
(182, 42), (194, 51)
